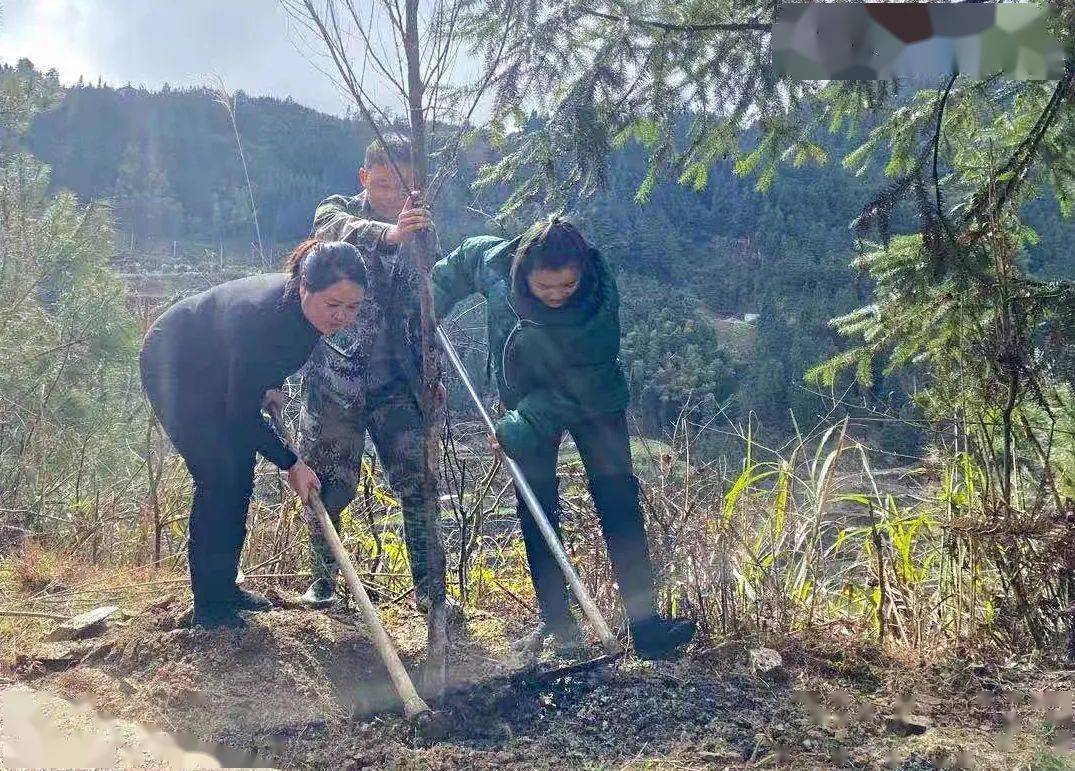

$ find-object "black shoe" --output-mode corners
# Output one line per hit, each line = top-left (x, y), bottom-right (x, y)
(232, 587), (273, 612)
(191, 604), (248, 629)
(632, 616), (697, 660)
(299, 578), (338, 608)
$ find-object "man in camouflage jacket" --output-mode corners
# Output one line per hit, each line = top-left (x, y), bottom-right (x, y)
(298, 137), (443, 610)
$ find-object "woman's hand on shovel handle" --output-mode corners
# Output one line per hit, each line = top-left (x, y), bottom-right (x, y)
(287, 460), (322, 504)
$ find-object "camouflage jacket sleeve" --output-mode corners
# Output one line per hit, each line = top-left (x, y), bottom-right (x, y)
(311, 194), (392, 251)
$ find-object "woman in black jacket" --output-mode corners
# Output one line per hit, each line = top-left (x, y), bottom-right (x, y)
(140, 240), (366, 627)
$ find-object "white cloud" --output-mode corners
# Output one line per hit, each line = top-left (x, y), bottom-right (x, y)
(1, 0), (484, 118)
(0, 1), (97, 81)
(0, 0), (379, 115)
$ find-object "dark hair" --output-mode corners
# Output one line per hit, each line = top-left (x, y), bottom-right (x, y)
(510, 215), (593, 297)
(364, 135), (413, 169)
(284, 239), (367, 294)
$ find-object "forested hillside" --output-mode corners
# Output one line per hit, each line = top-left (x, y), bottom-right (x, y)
(16, 64), (1075, 455)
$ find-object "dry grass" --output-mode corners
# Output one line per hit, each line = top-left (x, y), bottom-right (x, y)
(4, 404), (1071, 677)
(0, 543), (187, 673)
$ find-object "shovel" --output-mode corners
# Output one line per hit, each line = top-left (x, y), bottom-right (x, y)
(268, 404), (431, 719)
(436, 326), (622, 657)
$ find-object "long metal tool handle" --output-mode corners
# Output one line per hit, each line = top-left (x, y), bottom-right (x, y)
(436, 326), (621, 654)
(269, 405), (431, 718)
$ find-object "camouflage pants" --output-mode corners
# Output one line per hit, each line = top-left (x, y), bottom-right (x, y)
(298, 385), (436, 597)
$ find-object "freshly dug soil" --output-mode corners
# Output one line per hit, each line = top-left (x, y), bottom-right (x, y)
(15, 598), (1075, 769)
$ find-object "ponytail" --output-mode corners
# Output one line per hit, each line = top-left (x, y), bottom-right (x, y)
(284, 238), (321, 279)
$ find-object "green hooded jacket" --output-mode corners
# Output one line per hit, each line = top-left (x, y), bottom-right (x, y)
(431, 235), (630, 457)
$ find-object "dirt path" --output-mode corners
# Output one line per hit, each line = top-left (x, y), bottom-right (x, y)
(0, 682), (238, 769)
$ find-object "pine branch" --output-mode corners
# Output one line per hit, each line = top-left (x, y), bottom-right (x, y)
(580, 8), (771, 34)
(960, 65), (1075, 244)
(932, 73), (958, 243)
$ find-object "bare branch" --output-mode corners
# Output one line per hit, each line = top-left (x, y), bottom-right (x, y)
(338, 0), (409, 97)
(287, 0), (411, 189)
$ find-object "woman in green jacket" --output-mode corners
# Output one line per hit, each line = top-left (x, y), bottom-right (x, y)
(432, 216), (695, 660)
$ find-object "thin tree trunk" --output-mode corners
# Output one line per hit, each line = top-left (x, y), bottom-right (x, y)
(404, 0), (447, 700)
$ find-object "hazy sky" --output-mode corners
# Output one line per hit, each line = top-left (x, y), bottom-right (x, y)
(0, 0), (413, 115)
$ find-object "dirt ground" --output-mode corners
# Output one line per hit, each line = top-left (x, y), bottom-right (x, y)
(7, 593), (1075, 770)
(0, 682), (228, 769)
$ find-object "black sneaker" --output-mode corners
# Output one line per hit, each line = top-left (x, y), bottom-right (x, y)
(232, 587), (273, 612)
(299, 578), (338, 609)
(632, 617), (697, 661)
(191, 604), (248, 629)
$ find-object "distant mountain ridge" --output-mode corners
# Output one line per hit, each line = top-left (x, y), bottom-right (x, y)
(21, 74), (1075, 453)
